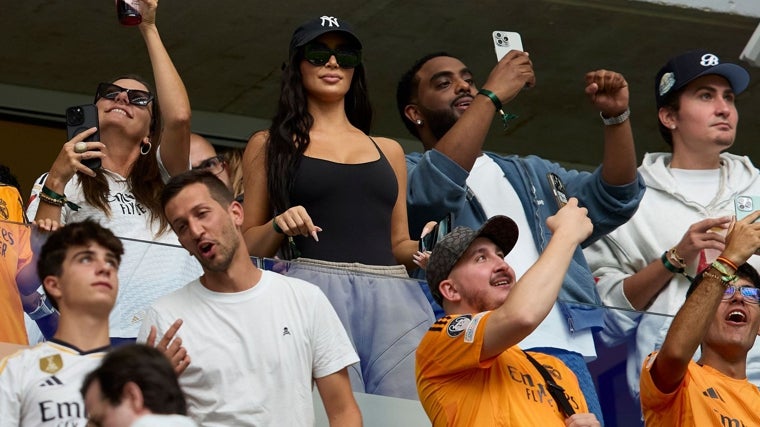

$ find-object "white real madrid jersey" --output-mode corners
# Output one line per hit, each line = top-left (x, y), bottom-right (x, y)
(0, 340), (108, 427)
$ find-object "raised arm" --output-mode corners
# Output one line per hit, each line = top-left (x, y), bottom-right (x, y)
(584, 70), (637, 186)
(650, 213), (760, 393)
(138, 0), (191, 176)
(481, 198), (592, 360)
(418, 50), (534, 171)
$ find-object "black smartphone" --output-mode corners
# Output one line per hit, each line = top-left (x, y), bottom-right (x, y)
(66, 104), (101, 170)
(547, 172), (568, 208)
(420, 213), (453, 252)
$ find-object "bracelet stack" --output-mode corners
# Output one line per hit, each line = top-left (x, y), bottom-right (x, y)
(709, 259), (738, 287)
(39, 186), (80, 211)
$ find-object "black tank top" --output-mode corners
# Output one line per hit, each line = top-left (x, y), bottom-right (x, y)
(289, 137), (398, 265)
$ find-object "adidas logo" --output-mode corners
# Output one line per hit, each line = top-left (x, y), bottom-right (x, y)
(702, 387), (725, 402)
(39, 376), (63, 387)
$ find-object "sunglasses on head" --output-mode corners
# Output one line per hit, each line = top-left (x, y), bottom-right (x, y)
(303, 44), (361, 69)
(95, 82), (154, 107)
(723, 285), (760, 304)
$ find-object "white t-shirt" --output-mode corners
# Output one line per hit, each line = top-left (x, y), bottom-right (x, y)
(137, 271), (359, 427)
(27, 171), (202, 338)
(0, 340), (108, 427)
(466, 155), (595, 358)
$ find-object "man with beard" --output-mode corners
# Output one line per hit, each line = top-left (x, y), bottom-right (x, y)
(137, 170), (361, 426)
(397, 50), (645, 423)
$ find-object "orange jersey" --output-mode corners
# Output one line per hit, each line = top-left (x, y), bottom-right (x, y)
(416, 312), (589, 426)
(0, 185), (31, 345)
(641, 352), (760, 426)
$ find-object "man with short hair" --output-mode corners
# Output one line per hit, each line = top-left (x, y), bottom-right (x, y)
(0, 219), (122, 426)
(81, 343), (196, 427)
(416, 200), (600, 426)
(640, 213), (760, 425)
(138, 170), (361, 426)
(398, 50), (644, 422)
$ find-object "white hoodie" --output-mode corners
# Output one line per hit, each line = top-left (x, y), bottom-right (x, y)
(585, 151), (760, 398)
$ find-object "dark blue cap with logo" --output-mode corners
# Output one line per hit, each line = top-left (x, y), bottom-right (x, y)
(655, 49), (750, 108)
(289, 15), (362, 55)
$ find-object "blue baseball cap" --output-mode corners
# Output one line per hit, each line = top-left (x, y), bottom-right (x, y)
(655, 49), (750, 108)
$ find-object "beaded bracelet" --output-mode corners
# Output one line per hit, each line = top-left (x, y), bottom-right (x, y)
(709, 261), (738, 287)
(38, 192), (65, 207)
(477, 88), (518, 129)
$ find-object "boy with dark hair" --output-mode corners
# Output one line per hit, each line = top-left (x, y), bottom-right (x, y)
(0, 219), (122, 426)
(81, 343), (195, 427)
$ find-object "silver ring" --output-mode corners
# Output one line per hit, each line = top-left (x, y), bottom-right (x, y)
(74, 141), (88, 154)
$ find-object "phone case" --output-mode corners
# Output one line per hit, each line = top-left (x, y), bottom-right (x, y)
(493, 31), (523, 61)
(66, 104), (101, 169)
(547, 173), (568, 209)
(735, 195), (760, 221)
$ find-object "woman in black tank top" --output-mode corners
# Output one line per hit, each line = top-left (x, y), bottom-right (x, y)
(240, 16), (429, 272)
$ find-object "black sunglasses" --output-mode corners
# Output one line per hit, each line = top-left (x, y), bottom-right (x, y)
(303, 44), (361, 69)
(94, 82), (154, 107)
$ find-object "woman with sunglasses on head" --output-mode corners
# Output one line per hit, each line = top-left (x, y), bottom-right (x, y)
(27, 0), (200, 343)
(241, 16), (435, 399)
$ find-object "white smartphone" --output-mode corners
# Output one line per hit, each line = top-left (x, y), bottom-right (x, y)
(735, 195), (760, 222)
(493, 31), (523, 61)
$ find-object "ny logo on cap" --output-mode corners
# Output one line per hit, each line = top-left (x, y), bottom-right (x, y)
(700, 53), (720, 67)
(320, 16), (340, 27)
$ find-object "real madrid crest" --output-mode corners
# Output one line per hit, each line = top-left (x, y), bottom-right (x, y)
(447, 315), (472, 338)
(39, 354), (63, 374)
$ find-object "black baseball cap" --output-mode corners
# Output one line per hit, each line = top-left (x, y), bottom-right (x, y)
(289, 15), (362, 55)
(426, 216), (519, 305)
(655, 49), (750, 108)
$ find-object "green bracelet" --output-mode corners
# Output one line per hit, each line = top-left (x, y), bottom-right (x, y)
(661, 252), (684, 274)
(40, 185), (81, 211)
(477, 88), (502, 111)
(477, 88), (518, 129)
(41, 185), (66, 200)
(272, 219), (284, 234)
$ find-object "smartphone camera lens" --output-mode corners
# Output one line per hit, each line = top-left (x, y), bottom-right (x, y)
(66, 107), (85, 126)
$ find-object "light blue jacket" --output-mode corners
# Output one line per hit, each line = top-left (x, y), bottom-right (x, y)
(406, 149), (645, 333)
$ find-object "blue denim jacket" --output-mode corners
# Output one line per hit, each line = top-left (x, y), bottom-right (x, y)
(406, 149), (645, 332)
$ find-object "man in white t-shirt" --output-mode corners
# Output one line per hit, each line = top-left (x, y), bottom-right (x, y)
(0, 219), (122, 427)
(397, 51), (644, 423)
(138, 170), (361, 426)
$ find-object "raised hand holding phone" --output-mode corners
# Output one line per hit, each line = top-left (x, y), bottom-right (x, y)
(65, 104), (102, 170)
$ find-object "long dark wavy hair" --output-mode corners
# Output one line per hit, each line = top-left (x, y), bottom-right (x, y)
(81, 74), (168, 234)
(265, 42), (372, 248)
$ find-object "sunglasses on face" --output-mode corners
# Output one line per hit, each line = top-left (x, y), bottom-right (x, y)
(192, 155), (227, 176)
(723, 285), (760, 304)
(94, 82), (154, 107)
(303, 44), (361, 69)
